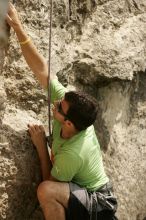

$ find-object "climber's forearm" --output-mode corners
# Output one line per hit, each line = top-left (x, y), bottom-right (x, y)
(37, 144), (52, 181)
(40, 155), (52, 181)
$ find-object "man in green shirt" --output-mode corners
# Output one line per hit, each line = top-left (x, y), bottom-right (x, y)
(6, 3), (117, 220)
(50, 78), (109, 190)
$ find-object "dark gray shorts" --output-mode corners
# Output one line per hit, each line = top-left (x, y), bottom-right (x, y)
(66, 182), (118, 220)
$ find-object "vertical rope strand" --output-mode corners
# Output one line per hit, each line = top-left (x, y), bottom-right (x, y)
(48, 0), (53, 145)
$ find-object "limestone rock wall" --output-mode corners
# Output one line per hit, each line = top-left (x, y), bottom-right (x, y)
(0, 0), (146, 219)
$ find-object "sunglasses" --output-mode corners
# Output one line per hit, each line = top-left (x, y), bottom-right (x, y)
(57, 101), (68, 118)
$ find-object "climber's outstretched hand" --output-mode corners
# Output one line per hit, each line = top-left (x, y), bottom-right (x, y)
(6, 3), (22, 31)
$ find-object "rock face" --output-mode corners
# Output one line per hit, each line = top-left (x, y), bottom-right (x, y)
(0, 0), (146, 219)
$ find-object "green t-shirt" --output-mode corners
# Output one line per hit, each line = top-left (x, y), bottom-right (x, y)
(50, 79), (109, 191)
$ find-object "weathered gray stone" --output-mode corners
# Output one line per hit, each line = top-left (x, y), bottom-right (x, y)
(0, 0), (146, 219)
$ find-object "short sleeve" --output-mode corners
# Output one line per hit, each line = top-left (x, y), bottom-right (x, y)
(50, 79), (67, 103)
(51, 153), (82, 181)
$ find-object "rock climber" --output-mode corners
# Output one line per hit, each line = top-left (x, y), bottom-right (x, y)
(6, 3), (118, 220)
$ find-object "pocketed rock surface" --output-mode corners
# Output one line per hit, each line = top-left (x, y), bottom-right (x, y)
(0, 0), (146, 219)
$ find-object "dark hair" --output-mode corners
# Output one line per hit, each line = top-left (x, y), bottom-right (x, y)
(64, 91), (98, 131)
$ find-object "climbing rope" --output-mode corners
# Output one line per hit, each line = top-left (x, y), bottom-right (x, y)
(35, 0), (53, 146)
(47, 0), (53, 147)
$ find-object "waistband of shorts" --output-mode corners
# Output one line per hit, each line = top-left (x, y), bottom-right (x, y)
(96, 182), (113, 193)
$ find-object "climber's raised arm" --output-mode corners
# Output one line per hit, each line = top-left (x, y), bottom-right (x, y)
(6, 3), (52, 89)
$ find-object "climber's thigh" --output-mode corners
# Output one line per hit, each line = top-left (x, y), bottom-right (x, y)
(37, 180), (70, 208)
